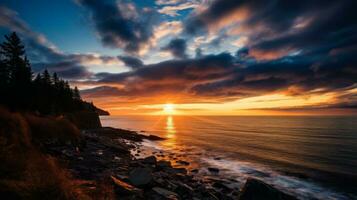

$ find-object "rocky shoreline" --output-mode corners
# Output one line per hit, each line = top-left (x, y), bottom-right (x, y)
(45, 127), (297, 200)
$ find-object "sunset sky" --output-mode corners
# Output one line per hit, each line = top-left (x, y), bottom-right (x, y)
(1, 0), (356, 115)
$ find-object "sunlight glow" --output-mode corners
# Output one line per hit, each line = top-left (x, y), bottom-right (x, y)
(163, 103), (175, 115)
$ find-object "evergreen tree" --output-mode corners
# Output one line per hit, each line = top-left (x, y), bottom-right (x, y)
(0, 32), (31, 84)
(42, 69), (52, 85)
(0, 51), (9, 87)
(52, 72), (59, 87)
(73, 86), (81, 100)
(0, 32), (100, 115)
(0, 32), (32, 109)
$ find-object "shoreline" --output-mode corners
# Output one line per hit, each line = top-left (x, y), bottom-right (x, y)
(46, 126), (298, 200)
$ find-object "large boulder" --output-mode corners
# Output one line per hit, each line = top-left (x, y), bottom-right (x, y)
(129, 167), (152, 187)
(238, 178), (297, 200)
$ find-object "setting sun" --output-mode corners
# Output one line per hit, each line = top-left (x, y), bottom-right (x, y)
(163, 104), (175, 115)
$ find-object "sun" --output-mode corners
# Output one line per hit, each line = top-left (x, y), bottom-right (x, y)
(163, 103), (175, 115)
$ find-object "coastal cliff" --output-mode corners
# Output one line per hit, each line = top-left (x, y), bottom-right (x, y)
(0, 107), (297, 199)
(65, 111), (102, 129)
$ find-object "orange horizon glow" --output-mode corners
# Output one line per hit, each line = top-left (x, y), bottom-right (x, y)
(87, 90), (357, 116)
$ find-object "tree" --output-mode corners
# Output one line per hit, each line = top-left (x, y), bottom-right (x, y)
(0, 32), (31, 84)
(52, 72), (59, 87)
(73, 86), (81, 100)
(42, 69), (52, 85)
(0, 32), (98, 114)
(0, 51), (10, 87)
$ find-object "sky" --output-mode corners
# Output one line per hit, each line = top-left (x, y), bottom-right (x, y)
(0, 0), (357, 115)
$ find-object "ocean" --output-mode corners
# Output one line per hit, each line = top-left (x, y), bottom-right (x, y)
(101, 115), (357, 199)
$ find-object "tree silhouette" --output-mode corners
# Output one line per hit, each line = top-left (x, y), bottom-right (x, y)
(0, 32), (101, 115)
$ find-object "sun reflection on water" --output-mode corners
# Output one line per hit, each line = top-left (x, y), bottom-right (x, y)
(165, 116), (176, 137)
(162, 116), (176, 147)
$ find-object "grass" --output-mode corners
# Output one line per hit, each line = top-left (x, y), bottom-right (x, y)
(0, 107), (114, 199)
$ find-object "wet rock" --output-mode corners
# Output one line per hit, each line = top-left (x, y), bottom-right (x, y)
(166, 167), (187, 175)
(143, 156), (157, 165)
(111, 176), (142, 196)
(174, 182), (194, 198)
(176, 160), (190, 166)
(146, 135), (165, 141)
(157, 160), (172, 168)
(151, 187), (179, 200)
(238, 178), (297, 200)
(208, 167), (220, 174)
(129, 167), (152, 186)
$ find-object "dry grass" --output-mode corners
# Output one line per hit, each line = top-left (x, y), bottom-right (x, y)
(25, 113), (81, 145)
(0, 107), (113, 200)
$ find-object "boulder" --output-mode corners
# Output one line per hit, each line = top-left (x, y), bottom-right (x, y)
(238, 178), (297, 200)
(157, 160), (172, 168)
(176, 160), (190, 166)
(208, 167), (220, 174)
(129, 167), (152, 186)
(152, 187), (179, 200)
(143, 156), (157, 165)
(166, 167), (187, 175)
(111, 176), (142, 196)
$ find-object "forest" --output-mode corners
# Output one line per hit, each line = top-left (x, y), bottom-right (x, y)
(0, 32), (102, 115)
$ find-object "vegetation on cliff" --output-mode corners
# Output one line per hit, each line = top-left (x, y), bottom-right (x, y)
(0, 32), (108, 115)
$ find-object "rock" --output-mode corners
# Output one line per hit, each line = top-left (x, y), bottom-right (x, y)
(191, 169), (199, 173)
(152, 187), (179, 200)
(208, 167), (220, 174)
(146, 135), (165, 141)
(176, 160), (190, 166)
(175, 182), (194, 198)
(157, 160), (172, 168)
(111, 176), (142, 196)
(238, 178), (297, 200)
(129, 167), (152, 186)
(167, 167), (187, 175)
(143, 156), (157, 165)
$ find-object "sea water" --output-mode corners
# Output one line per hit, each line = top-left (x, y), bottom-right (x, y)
(101, 115), (357, 199)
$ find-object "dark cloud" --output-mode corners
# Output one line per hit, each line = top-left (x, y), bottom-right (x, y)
(185, 0), (357, 60)
(84, 47), (356, 103)
(0, 6), (121, 79)
(162, 38), (187, 59)
(77, 0), (158, 53)
(32, 61), (92, 79)
(118, 55), (143, 69)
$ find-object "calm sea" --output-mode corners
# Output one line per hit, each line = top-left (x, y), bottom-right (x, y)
(101, 115), (357, 199)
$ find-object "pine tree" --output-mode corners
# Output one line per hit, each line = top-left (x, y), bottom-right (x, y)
(52, 72), (59, 87)
(42, 69), (52, 85)
(0, 51), (10, 87)
(73, 86), (81, 100)
(0, 32), (31, 84)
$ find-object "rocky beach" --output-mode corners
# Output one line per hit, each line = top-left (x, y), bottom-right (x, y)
(45, 126), (297, 200)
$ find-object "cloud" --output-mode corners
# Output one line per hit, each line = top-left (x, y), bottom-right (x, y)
(185, 0), (357, 61)
(161, 38), (187, 59)
(76, 0), (158, 53)
(158, 2), (199, 17)
(32, 61), (92, 79)
(155, 0), (183, 5)
(118, 55), (144, 69)
(150, 21), (182, 46)
(82, 46), (356, 106)
(0, 6), (123, 79)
